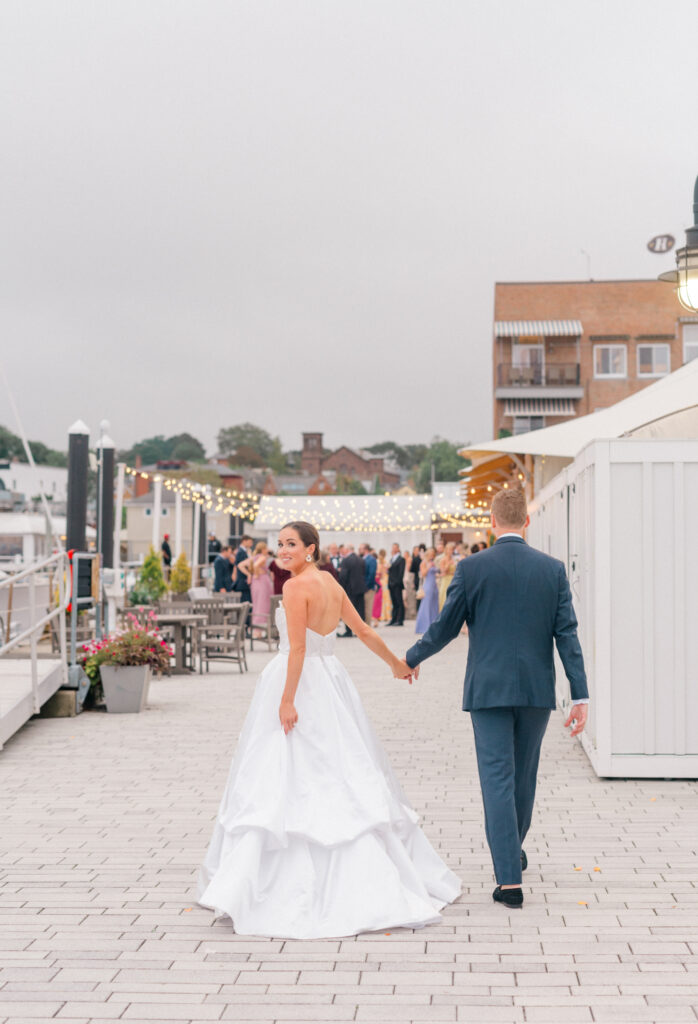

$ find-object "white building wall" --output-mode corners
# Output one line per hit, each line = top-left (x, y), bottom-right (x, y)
(528, 438), (698, 777)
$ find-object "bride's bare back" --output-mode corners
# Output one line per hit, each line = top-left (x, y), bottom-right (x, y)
(283, 568), (345, 636)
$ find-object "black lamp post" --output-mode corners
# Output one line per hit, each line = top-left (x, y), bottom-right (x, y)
(659, 174), (698, 313)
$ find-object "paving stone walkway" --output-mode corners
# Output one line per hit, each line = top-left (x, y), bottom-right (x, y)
(1, 626), (697, 1024)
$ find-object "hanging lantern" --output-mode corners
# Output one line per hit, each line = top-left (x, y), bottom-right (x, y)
(659, 175), (698, 313)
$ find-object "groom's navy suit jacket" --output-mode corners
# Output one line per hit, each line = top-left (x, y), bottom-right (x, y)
(406, 536), (588, 711)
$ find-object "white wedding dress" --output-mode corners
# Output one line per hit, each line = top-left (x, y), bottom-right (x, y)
(196, 605), (461, 938)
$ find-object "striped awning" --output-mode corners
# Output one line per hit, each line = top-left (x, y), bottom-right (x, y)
(494, 320), (583, 338)
(504, 398), (576, 417)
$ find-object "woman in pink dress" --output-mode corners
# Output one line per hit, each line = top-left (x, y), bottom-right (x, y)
(249, 542), (273, 637)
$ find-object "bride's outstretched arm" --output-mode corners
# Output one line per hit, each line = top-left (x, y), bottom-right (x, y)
(340, 593), (413, 681)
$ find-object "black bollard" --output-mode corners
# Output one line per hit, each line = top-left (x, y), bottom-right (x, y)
(97, 434), (115, 569)
(66, 420), (90, 552)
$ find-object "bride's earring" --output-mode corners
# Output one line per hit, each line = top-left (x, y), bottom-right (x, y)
(305, 554), (312, 563)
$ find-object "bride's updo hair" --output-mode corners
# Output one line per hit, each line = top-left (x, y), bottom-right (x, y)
(282, 520), (320, 562)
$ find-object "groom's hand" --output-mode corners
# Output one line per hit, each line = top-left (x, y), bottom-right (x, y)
(394, 658), (419, 683)
(564, 703), (588, 737)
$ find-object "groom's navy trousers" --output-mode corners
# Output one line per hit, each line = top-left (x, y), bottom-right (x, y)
(406, 536), (588, 886)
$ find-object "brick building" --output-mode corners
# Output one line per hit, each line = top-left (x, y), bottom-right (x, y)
(493, 280), (696, 437)
(300, 433), (401, 489)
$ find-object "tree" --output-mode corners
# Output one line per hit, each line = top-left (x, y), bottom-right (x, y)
(170, 433), (206, 461)
(231, 445), (266, 468)
(364, 441), (428, 471)
(169, 552), (192, 595)
(119, 433), (207, 465)
(129, 546), (168, 605)
(335, 474), (366, 495)
(170, 467), (223, 487)
(0, 426), (23, 460)
(0, 426), (67, 466)
(217, 422), (282, 465)
(414, 438), (470, 493)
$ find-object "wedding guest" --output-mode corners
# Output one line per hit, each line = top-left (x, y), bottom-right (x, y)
(269, 555), (291, 595)
(387, 543), (406, 626)
(437, 541), (456, 611)
(360, 543), (377, 623)
(415, 547), (439, 634)
(371, 551), (386, 626)
(409, 546), (422, 598)
(207, 532), (222, 563)
(161, 534), (172, 578)
(376, 549), (392, 624)
(318, 549), (339, 580)
(470, 543), (481, 556)
(213, 544), (237, 593)
(403, 549), (417, 620)
(248, 542), (273, 638)
(338, 545), (365, 637)
(329, 543), (341, 571)
(233, 534), (253, 632)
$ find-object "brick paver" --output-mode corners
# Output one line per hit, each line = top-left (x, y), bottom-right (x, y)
(1, 626), (697, 1024)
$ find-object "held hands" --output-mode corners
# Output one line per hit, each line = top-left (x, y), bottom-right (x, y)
(279, 700), (298, 735)
(564, 703), (588, 737)
(391, 656), (419, 684)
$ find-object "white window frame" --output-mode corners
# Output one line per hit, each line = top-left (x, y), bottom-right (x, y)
(683, 324), (698, 364)
(637, 343), (670, 379)
(593, 344), (627, 379)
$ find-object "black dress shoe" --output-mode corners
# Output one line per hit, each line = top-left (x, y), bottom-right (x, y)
(521, 850), (528, 872)
(493, 885), (523, 908)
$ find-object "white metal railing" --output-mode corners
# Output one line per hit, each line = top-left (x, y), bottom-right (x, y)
(0, 552), (69, 713)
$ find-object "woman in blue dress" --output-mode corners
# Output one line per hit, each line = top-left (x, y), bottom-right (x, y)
(415, 547), (439, 634)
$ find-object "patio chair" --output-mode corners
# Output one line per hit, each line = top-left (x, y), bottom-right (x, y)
(197, 601), (250, 674)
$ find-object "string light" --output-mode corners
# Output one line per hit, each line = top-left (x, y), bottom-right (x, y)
(126, 466), (490, 532)
(125, 465), (261, 521)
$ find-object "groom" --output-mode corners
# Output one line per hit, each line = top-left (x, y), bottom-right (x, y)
(399, 488), (588, 908)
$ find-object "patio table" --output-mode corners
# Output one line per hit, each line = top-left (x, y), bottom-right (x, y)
(154, 613), (207, 674)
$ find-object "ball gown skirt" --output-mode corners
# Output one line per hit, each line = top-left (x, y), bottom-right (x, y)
(196, 606), (461, 939)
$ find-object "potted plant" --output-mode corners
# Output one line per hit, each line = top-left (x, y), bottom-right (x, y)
(169, 551), (192, 602)
(129, 546), (168, 606)
(80, 613), (173, 713)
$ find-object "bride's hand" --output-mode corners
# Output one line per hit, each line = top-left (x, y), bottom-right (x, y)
(279, 701), (298, 735)
(391, 656), (415, 684)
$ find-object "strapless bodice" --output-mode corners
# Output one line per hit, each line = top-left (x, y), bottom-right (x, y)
(276, 604), (336, 657)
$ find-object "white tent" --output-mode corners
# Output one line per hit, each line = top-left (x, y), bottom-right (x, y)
(254, 483), (485, 549)
(463, 356), (698, 462)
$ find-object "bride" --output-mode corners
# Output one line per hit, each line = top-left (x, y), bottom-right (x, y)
(197, 520), (460, 938)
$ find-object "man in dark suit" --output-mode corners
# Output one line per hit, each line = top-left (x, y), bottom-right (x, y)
(232, 534), (254, 631)
(399, 488), (588, 908)
(387, 543), (406, 626)
(338, 545), (365, 637)
(213, 545), (236, 593)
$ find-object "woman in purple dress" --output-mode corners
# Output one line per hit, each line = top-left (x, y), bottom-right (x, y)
(415, 547), (439, 634)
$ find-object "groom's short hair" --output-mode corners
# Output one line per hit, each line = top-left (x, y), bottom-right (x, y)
(491, 488), (527, 528)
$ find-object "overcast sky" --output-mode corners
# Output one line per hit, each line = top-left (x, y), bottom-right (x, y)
(1, 0), (697, 457)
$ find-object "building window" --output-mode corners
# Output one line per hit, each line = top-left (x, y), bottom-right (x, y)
(684, 324), (698, 364)
(513, 416), (544, 434)
(593, 344), (627, 378)
(637, 343), (670, 378)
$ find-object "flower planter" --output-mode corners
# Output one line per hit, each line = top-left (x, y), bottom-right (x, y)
(100, 665), (151, 713)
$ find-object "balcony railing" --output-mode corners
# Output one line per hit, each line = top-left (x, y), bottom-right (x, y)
(497, 363), (580, 387)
